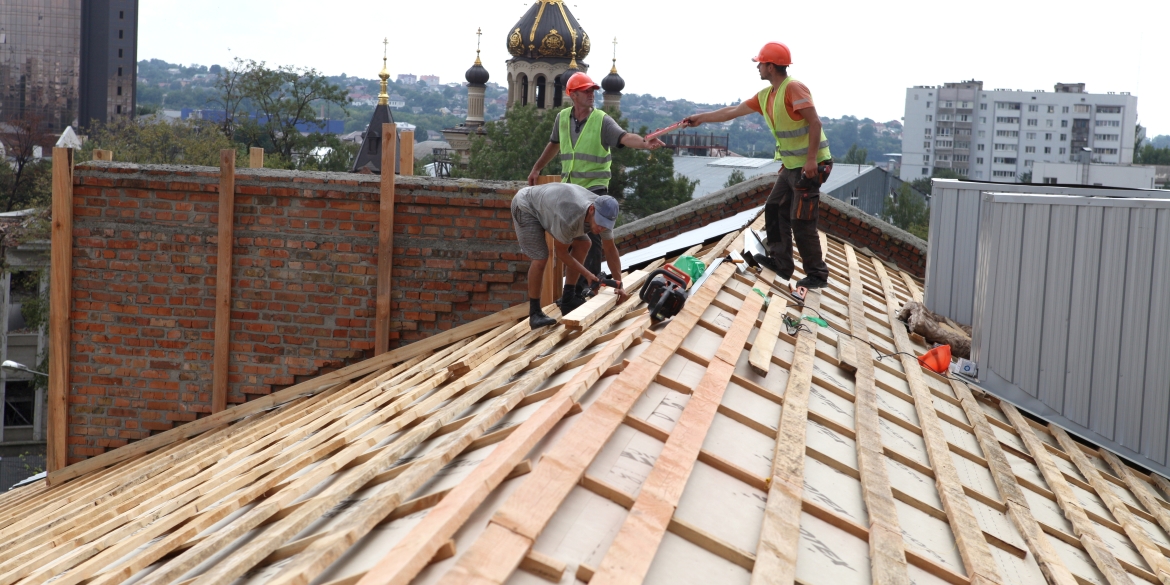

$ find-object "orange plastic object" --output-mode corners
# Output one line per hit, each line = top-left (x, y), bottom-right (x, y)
(918, 345), (952, 374)
(566, 72), (600, 93)
(752, 42), (793, 66)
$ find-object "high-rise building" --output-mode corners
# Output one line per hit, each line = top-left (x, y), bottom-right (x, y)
(79, 0), (139, 129)
(0, 0), (82, 131)
(901, 80), (1138, 182)
(0, 0), (136, 132)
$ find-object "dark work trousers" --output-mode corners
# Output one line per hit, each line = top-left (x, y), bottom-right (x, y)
(764, 167), (830, 282)
(574, 186), (608, 289)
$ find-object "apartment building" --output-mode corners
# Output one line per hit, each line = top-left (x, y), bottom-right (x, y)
(900, 80), (1138, 182)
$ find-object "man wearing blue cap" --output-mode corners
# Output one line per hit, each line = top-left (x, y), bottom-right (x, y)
(511, 183), (628, 329)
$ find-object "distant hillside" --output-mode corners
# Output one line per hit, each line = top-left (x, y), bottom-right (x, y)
(135, 58), (901, 162)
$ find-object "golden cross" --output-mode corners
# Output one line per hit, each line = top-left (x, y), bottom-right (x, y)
(612, 36), (618, 60)
(382, 37), (388, 60)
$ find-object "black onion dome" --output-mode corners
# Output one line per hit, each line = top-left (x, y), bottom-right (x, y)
(465, 62), (489, 86)
(506, 0), (590, 61)
(559, 65), (583, 86)
(602, 69), (624, 94)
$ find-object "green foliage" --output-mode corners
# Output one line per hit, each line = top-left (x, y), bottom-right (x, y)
(883, 184), (929, 240)
(842, 144), (868, 165)
(80, 117), (241, 167)
(1136, 144), (1170, 165)
(295, 136), (361, 172)
(619, 147), (697, 223)
(458, 105), (560, 181)
(1018, 171), (1032, 184)
(723, 169), (746, 189)
(214, 58), (350, 161)
(0, 114), (53, 214)
(909, 168), (963, 197)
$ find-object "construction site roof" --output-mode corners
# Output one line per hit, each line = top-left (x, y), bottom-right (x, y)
(5, 209), (1170, 585)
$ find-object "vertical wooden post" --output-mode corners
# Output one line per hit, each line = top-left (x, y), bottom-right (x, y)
(92, 149), (113, 161)
(48, 147), (74, 471)
(376, 123), (397, 355)
(249, 147), (264, 169)
(211, 149), (236, 413)
(0, 272), (8, 444)
(540, 234), (556, 308)
(399, 130), (414, 176)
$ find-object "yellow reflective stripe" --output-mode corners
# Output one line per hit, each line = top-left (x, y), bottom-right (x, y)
(568, 153), (612, 163)
(774, 127), (810, 139)
(571, 171), (612, 179)
(776, 141), (830, 157)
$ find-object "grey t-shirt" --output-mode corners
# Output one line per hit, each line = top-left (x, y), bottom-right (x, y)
(550, 109), (627, 150)
(514, 183), (615, 245)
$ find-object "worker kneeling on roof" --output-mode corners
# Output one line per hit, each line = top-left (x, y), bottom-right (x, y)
(511, 182), (628, 329)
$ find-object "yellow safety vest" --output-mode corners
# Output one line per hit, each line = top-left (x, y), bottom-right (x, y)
(758, 77), (831, 169)
(558, 108), (612, 189)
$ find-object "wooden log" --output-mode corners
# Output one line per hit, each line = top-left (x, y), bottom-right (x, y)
(45, 302), (526, 487)
(399, 130), (414, 176)
(872, 259), (1002, 585)
(48, 147), (74, 472)
(212, 149), (236, 413)
(843, 244), (911, 585)
(748, 294), (785, 376)
(249, 147), (264, 168)
(590, 290), (764, 585)
(376, 122), (397, 355)
(92, 149), (112, 161)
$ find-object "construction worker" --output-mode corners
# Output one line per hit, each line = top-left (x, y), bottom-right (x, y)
(683, 42), (832, 298)
(527, 72), (663, 314)
(510, 182), (629, 329)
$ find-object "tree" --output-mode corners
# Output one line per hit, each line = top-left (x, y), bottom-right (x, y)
(723, 169), (746, 189)
(883, 184), (929, 240)
(80, 117), (241, 167)
(1017, 171), (1032, 184)
(619, 148), (697, 222)
(0, 112), (53, 213)
(842, 144), (868, 165)
(909, 168), (963, 197)
(214, 58), (350, 161)
(459, 105), (560, 181)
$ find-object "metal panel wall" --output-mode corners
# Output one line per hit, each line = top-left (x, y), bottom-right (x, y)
(971, 193), (1170, 474)
(924, 179), (1162, 325)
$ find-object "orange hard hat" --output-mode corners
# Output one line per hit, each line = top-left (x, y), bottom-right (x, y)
(918, 345), (952, 374)
(566, 72), (600, 93)
(752, 42), (792, 67)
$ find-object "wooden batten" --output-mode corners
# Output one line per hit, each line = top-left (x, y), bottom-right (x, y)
(92, 149), (113, 161)
(375, 122), (397, 355)
(48, 147), (74, 472)
(250, 147), (264, 168)
(399, 131), (414, 176)
(211, 149), (236, 413)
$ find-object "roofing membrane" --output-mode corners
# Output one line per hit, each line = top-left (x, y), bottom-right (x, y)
(5, 210), (1170, 585)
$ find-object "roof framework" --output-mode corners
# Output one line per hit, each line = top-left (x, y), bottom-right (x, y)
(4, 212), (1170, 585)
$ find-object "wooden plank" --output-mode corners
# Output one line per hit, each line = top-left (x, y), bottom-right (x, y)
(212, 149), (236, 413)
(541, 233), (556, 308)
(1049, 425), (1170, 582)
(357, 312), (650, 585)
(872, 258), (1001, 585)
(399, 130), (414, 176)
(949, 380), (1078, 585)
(562, 270), (650, 330)
(590, 290), (763, 585)
(437, 263), (737, 585)
(92, 149), (112, 161)
(748, 294), (785, 376)
(1000, 403), (1134, 585)
(376, 122), (397, 355)
(752, 286), (823, 585)
(1100, 449), (1170, 544)
(519, 549), (567, 582)
(48, 147), (73, 472)
(249, 147), (264, 168)
(844, 244), (911, 585)
(45, 302), (525, 487)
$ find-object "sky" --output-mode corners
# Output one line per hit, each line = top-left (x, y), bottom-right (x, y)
(141, 0), (1170, 137)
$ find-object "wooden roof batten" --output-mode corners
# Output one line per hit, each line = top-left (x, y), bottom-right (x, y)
(10, 211), (1170, 585)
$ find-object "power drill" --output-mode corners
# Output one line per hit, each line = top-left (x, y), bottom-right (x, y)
(638, 265), (691, 322)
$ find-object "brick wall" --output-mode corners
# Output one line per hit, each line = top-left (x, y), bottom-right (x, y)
(67, 163), (526, 462)
(615, 174), (927, 278)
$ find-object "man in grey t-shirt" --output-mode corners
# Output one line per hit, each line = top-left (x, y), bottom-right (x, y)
(510, 183), (629, 329)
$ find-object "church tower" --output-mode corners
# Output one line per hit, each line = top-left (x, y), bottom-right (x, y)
(505, 0), (591, 110)
(351, 39), (400, 174)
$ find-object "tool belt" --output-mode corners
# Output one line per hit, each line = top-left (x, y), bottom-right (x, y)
(792, 159), (832, 220)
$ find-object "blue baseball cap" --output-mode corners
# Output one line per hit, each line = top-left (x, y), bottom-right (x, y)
(593, 195), (619, 231)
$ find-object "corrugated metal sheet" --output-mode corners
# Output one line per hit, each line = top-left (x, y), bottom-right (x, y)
(925, 179), (1163, 325)
(970, 192), (1170, 474)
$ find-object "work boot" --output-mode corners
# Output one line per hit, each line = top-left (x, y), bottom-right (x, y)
(755, 255), (787, 279)
(529, 298), (556, 329)
(795, 275), (829, 290)
(559, 284), (587, 314)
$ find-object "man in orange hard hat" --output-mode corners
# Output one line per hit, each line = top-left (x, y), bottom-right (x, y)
(683, 42), (833, 298)
(528, 71), (664, 314)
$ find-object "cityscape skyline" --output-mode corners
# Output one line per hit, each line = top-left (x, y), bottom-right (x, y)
(137, 0), (1170, 136)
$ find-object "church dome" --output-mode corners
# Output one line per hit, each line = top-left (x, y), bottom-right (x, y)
(465, 61), (489, 86)
(506, 0), (590, 62)
(602, 66), (624, 94)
